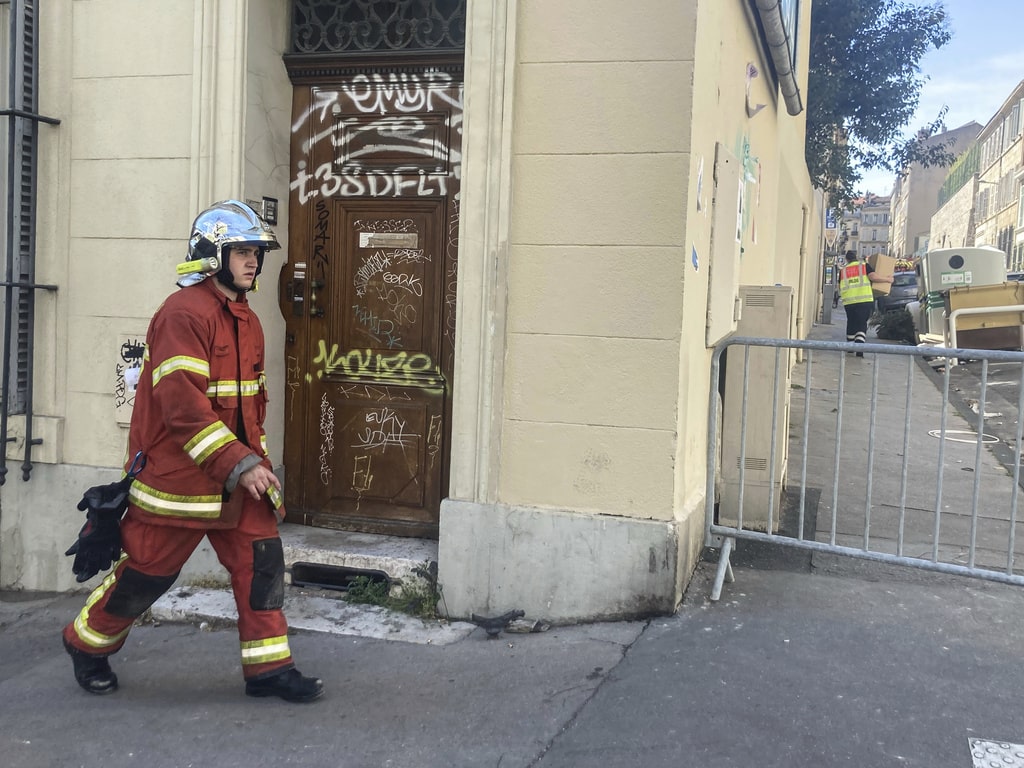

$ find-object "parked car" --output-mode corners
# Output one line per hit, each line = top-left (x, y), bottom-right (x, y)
(876, 271), (918, 313)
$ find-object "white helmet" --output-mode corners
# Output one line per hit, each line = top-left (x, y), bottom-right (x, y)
(178, 200), (280, 290)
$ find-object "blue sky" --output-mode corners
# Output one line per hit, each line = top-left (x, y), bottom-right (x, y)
(856, 0), (1024, 195)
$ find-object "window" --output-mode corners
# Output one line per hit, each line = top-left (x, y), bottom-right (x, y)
(893, 273), (916, 287)
(978, 188), (991, 221)
(1005, 105), (1020, 152)
(1001, 173), (1014, 210)
(998, 226), (1015, 265)
(779, 0), (801, 69)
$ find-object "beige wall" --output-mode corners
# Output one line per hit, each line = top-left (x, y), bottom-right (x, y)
(931, 180), (977, 250)
(63, 0), (197, 470)
(244, 1), (294, 468)
(2, 0), (292, 591)
(440, 0), (820, 619)
(498, 0), (817, 519)
(499, 0), (693, 520)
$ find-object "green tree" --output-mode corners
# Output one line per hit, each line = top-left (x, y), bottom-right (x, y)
(806, 0), (953, 205)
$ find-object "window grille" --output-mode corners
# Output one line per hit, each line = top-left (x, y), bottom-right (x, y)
(291, 0), (466, 54)
(0, 0), (61, 483)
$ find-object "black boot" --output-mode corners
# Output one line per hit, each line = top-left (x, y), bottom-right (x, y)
(245, 667), (323, 703)
(63, 637), (118, 695)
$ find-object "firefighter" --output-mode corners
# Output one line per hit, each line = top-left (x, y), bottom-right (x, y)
(839, 250), (892, 356)
(62, 200), (323, 703)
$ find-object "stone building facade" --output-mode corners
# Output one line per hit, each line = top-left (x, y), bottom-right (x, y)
(974, 81), (1024, 271)
(890, 122), (981, 259)
(0, 0), (822, 621)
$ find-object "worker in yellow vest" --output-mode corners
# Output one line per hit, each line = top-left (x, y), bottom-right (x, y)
(838, 250), (893, 356)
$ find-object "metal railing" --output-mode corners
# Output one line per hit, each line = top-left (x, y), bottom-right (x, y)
(705, 336), (1024, 600)
(0, 0), (61, 484)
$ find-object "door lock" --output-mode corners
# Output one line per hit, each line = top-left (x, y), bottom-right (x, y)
(286, 279), (305, 317)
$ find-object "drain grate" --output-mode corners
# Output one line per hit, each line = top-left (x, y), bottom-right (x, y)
(290, 562), (391, 592)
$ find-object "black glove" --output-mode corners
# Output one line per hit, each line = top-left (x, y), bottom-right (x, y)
(64, 477), (132, 583)
(64, 509), (123, 583)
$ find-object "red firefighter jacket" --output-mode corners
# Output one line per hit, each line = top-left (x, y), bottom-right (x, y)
(125, 278), (282, 529)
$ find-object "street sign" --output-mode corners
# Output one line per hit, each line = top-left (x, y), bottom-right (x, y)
(824, 208), (838, 246)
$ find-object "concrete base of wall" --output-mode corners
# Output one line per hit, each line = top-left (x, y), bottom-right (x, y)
(437, 499), (682, 624)
(4, 464), (702, 625)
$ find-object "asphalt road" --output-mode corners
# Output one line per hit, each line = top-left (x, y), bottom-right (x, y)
(937, 352), (1024, 479)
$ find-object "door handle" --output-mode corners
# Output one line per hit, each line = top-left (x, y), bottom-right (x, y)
(310, 279), (325, 318)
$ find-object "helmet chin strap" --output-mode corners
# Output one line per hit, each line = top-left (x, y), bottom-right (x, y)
(214, 268), (250, 294)
(214, 248), (264, 294)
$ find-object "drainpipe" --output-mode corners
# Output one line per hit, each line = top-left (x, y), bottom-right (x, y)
(753, 0), (804, 116)
(796, 204), (809, 330)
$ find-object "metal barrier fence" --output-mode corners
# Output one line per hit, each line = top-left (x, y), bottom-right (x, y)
(705, 336), (1024, 601)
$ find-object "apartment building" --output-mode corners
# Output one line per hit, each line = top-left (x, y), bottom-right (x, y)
(974, 81), (1024, 270)
(840, 194), (891, 258)
(890, 122), (982, 259)
(0, 0), (822, 622)
(930, 80), (1024, 271)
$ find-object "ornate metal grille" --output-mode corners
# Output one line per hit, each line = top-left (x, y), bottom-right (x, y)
(292, 0), (466, 54)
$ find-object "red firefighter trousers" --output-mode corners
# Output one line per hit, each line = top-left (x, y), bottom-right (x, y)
(62, 495), (292, 681)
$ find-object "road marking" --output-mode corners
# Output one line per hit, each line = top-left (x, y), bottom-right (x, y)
(970, 738), (1024, 767)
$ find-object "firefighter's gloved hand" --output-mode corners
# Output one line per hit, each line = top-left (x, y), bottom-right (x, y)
(65, 509), (123, 583)
(65, 478), (131, 583)
(76, 479), (131, 514)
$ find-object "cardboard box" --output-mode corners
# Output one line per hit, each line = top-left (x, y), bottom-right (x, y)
(868, 254), (896, 296)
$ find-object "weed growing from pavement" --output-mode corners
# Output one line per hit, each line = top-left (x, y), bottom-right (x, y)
(345, 560), (448, 621)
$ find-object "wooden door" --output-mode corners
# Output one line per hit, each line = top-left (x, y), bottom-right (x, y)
(281, 70), (462, 537)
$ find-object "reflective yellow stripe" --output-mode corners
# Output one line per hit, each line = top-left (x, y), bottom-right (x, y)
(129, 480), (223, 519)
(260, 434), (268, 455)
(205, 379), (260, 398)
(184, 421), (235, 463)
(152, 355), (210, 387)
(73, 556), (132, 649)
(240, 635), (291, 665)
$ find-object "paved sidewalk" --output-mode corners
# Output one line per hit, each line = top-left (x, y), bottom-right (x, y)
(3, 310), (1024, 767)
(776, 305), (1024, 576)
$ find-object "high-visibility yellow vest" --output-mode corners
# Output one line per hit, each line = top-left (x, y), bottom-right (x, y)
(839, 262), (874, 305)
